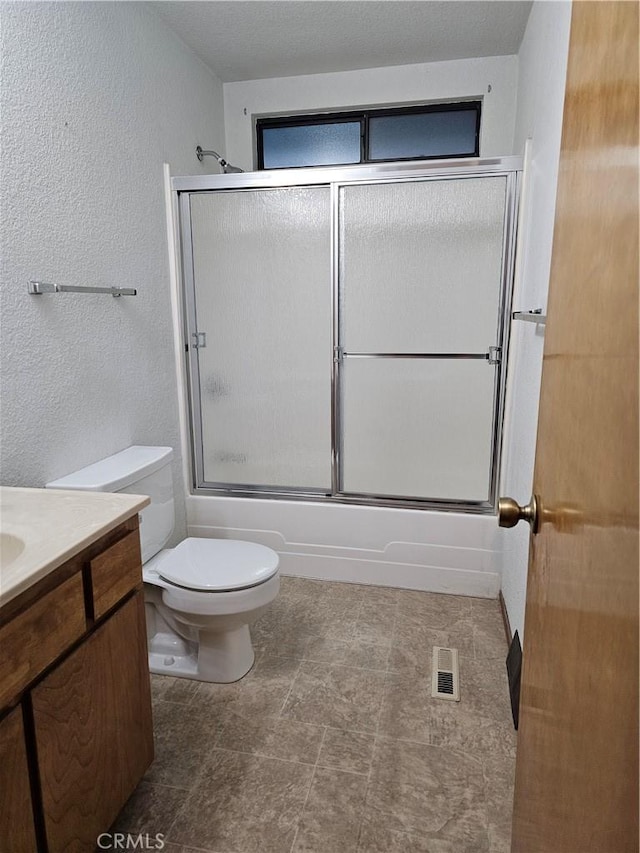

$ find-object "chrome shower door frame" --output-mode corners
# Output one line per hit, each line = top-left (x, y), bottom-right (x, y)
(174, 156), (521, 513)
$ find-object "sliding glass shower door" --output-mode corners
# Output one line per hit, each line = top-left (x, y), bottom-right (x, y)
(179, 160), (518, 510)
(188, 187), (332, 491)
(338, 177), (507, 502)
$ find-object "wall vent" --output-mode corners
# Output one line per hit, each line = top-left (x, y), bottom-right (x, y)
(431, 646), (460, 701)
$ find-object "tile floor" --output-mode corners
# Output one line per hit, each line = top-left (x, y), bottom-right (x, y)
(113, 577), (516, 852)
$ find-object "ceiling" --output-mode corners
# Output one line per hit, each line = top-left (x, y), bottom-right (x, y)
(151, 1), (533, 83)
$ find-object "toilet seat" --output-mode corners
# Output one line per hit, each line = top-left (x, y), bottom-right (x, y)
(156, 537), (279, 593)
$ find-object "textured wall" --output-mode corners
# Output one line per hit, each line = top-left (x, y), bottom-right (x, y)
(223, 55), (519, 169)
(501, 0), (572, 637)
(0, 2), (225, 542)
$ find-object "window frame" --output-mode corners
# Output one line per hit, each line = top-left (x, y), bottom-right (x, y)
(256, 100), (482, 170)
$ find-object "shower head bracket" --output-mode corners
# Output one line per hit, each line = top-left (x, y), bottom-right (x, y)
(195, 145), (244, 173)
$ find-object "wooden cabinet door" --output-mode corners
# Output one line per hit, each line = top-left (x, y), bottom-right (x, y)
(0, 704), (38, 852)
(32, 592), (153, 853)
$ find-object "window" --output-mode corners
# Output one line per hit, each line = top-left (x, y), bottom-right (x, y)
(257, 101), (481, 170)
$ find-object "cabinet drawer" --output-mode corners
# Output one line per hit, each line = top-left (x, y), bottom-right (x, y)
(90, 529), (142, 620)
(0, 573), (86, 708)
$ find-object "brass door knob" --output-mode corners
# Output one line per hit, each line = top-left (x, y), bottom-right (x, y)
(498, 494), (540, 534)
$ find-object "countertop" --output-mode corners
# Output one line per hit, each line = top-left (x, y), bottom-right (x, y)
(0, 487), (150, 608)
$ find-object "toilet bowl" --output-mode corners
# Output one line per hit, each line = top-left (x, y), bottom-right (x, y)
(46, 446), (280, 683)
(143, 537), (279, 682)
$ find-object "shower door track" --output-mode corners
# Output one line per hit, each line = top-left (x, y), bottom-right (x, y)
(175, 156), (522, 515)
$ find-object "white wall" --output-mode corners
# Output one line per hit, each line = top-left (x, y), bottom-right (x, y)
(501, 1), (572, 637)
(0, 2), (225, 543)
(223, 55), (519, 169)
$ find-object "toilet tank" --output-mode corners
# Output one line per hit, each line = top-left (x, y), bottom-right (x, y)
(46, 446), (175, 563)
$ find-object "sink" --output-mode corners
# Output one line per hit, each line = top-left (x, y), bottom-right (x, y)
(0, 533), (26, 568)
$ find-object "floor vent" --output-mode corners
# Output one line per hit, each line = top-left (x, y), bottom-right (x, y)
(431, 646), (460, 701)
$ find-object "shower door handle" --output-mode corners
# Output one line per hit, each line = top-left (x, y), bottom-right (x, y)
(498, 495), (541, 534)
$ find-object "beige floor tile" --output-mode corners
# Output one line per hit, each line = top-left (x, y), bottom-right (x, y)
(470, 613), (508, 666)
(145, 701), (222, 789)
(293, 767), (368, 852)
(366, 738), (489, 850)
(341, 640), (391, 671)
(150, 674), (201, 705)
(281, 661), (387, 732)
(317, 728), (376, 775)
(357, 810), (487, 853)
(482, 754), (516, 853)
(111, 780), (188, 836)
(280, 576), (363, 605)
(378, 672), (516, 757)
(164, 846), (230, 853)
(394, 605), (475, 652)
(215, 711), (324, 764)
(470, 597), (508, 638)
(167, 749), (314, 852)
(161, 846), (218, 853)
(303, 635), (352, 664)
(316, 580), (367, 604)
(474, 624), (509, 661)
(190, 655), (301, 718)
(252, 597), (312, 658)
(470, 596), (503, 620)
(254, 593), (358, 649)
(357, 584), (400, 605)
(396, 589), (473, 625)
(409, 603), (475, 641)
(303, 599), (360, 640)
(115, 579), (514, 853)
(304, 634), (390, 670)
(279, 576), (326, 597)
(387, 623), (474, 676)
(252, 628), (310, 660)
(459, 657), (514, 725)
(354, 601), (397, 645)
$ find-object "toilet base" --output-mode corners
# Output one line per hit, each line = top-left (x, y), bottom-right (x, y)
(147, 624), (256, 683)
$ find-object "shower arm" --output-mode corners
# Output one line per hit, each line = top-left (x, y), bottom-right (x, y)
(195, 145), (244, 173)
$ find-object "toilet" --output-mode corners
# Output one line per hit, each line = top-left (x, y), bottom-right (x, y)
(46, 446), (280, 683)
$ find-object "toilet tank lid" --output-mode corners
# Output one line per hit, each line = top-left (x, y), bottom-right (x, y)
(46, 446), (174, 492)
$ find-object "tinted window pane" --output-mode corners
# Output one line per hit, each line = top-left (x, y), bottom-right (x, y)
(369, 110), (478, 160)
(262, 122), (361, 168)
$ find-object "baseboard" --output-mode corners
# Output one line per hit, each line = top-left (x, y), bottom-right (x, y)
(499, 590), (513, 644)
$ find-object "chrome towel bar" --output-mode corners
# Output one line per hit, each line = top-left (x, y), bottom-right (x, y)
(28, 281), (137, 297)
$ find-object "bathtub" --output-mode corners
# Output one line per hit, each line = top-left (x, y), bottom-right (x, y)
(186, 495), (504, 598)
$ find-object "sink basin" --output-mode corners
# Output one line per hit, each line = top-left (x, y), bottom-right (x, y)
(0, 533), (26, 569)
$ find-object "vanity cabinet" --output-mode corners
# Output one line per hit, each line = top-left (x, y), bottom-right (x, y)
(0, 704), (38, 851)
(0, 513), (153, 853)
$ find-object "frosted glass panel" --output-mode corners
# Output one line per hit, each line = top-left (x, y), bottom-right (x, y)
(190, 188), (331, 489)
(262, 123), (361, 168)
(340, 177), (507, 353)
(341, 358), (496, 501)
(369, 110), (478, 160)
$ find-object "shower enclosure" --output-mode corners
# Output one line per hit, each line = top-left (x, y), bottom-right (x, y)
(175, 157), (520, 513)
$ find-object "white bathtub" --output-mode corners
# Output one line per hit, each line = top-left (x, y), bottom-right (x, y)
(186, 495), (504, 598)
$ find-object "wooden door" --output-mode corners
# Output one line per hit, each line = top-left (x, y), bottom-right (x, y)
(32, 592), (154, 853)
(511, 2), (639, 851)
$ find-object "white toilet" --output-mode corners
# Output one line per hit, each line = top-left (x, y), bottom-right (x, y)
(46, 445), (280, 683)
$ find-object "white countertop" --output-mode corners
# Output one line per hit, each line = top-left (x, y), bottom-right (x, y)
(0, 487), (150, 608)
